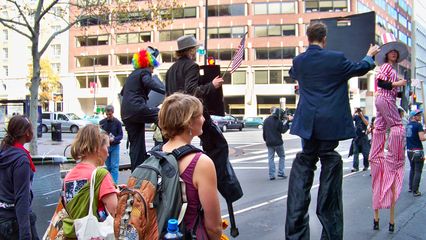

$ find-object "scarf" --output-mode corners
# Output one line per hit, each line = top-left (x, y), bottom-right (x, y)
(13, 142), (35, 172)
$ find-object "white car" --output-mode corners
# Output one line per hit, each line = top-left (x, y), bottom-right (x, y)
(41, 112), (91, 133)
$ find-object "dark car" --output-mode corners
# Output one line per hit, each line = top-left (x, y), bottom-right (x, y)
(243, 117), (264, 129)
(211, 115), (244, 132)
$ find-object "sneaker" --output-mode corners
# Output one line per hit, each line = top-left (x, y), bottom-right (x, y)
(278, 174), (288, 179)
(351, 168), (359, 172)
(269, 177), (276, 181)
(414, 191), (422, 197)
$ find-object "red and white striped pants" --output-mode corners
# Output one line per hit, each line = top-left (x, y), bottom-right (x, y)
(369, 95), (405, 210)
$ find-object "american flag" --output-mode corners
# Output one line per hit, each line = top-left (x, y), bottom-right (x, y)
(230, 33), (247, 74)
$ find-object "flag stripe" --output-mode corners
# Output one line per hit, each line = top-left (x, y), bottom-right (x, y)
(230, 34), (246, 73)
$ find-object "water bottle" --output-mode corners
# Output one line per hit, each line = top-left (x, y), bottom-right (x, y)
(164, 219), (183, 240)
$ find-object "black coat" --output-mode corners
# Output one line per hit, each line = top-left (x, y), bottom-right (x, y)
(121, 68), (165, 122)
(263, 115), (290, 147)
(289, 45), (375, 141)
(165, 56), (215, 97)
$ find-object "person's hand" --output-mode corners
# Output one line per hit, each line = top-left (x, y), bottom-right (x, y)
(212, 76), (224, 89)
(366, 44), (380, 57)
(288, 115), (294, 121)
(393, 79), (407, 87)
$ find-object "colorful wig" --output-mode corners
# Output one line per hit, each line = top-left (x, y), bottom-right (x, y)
(132, 49), (160, 69)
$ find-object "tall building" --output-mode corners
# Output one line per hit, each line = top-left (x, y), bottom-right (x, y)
(66, 0), (412, 118)
(0, 2), (71, 112)
(412, 0), (426, 105)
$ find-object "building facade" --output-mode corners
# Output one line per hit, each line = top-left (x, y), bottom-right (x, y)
(41, 0), (415, 118)
(412, 0), (426, 105)
(0, 1), (71, 113)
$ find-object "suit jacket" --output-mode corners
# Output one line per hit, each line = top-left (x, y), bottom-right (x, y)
(289, 45), (375, 141)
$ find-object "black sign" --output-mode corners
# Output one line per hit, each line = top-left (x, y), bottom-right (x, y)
(199, 65), (225, 116)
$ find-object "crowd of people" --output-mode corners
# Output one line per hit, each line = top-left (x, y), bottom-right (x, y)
(0, 22), (424, 240)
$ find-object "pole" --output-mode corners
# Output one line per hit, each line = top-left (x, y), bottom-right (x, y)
(93, 57), (96, 113)
(204, 0), (208, 65)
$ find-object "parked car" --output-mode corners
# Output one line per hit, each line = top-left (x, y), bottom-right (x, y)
(243, 117), (264, 129)
(41, 112), (91, 133)
(211, 115), (244, 132)
(83, 114), (103, 125)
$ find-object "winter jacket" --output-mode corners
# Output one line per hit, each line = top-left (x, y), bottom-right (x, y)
(0, 146), (34, 239)
(120, 68), (165, 122)
(263, 115), (290, 147)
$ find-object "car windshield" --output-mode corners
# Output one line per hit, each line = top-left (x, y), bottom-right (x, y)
(67, 113), (81, 120)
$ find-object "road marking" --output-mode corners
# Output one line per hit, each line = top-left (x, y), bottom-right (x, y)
(42, 189), (61, 196)
(45, 202), (58, 207)
(38, 172), (60, 179)
(234, 143), (263, 149)
(221, 171), (359, 218)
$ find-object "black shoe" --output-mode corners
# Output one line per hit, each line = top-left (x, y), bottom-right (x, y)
(278, 174), (288, 179)
(414, 191), (422, 197)
(373, 219), (379, 230)
(269, 177), (276, 181)
(351, 168), (359, 172)
(363, 167), (368, 171)
(389, 223), (394, 232)
(408, 189), (412, 193)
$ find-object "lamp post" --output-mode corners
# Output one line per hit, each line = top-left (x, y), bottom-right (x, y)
(204, 0), (208, 65)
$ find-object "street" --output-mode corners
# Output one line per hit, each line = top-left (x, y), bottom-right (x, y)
(32, 129), (426, 239)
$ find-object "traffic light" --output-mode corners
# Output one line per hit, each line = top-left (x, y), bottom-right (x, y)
(294, 85), (299, 95)
(207, 56), (216, 65)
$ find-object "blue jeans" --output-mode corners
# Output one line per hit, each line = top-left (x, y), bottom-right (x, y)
(267, 145), (285, 178)
(407, 150), (424, 192)
(352, 137), (370, 170)
(106, 144), (120, 183)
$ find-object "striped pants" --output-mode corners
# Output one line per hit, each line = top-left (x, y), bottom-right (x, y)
(369, 95), (405, 209)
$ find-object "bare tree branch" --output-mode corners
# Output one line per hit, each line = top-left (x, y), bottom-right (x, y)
(6, 0), (34, 36)
(39, 20), (80, 56)
(0, 16), (27, 27)
(0, 19), (32, 39)
(37, 0), (60, 22)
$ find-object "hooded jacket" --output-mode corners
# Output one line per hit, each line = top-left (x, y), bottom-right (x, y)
(263, 115), (290, 147)
(0, 145), (34, 239)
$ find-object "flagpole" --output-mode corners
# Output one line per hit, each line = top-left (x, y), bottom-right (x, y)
(221, 32), (248, 78)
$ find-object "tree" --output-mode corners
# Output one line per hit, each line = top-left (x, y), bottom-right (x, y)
(0, 0), (179, 154)
(27, 59), (61, 111)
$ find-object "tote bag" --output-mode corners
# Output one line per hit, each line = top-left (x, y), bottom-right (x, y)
(73, 168), (114, 240)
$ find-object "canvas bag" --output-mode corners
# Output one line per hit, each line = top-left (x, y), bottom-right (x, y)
(73, 168), (115, 240)
(114, 144), (202, 239)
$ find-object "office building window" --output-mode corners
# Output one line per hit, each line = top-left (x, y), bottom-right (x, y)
(98, 75), (109, 88)
(51, 63), (61, 73)
(270, 70), (282, 84)
(117, 54), (133, 65)
(398, 13), (407, 28)
(79, 15), (109, 26)
(254, 2), (296, 15)
(76, 55), (109, 67)
(116, 32), (150, 44)
(2, 30), (7, 41)
(208, 26), (245, 39)
(160, 52), (178, 63)
(159, 29), (196, 41)
(52, 44), (61, 56)
(387, 5), (397, 20)
(255, 48), (296, 60)
(76, 35), (109, 47)
(3, 66), (8, 77)
(374, 0), (386, 10)
(117, 11), (151, 24)
(305, 0), (348, 12)
(207, 49), (244, 61)
(2, 48), (8, 59)
(161, 7), (197, 19)
(208, 4), (245, 17)
(233, 71), (246, 85)
(357, 1), (371, 13)
(255, 70), (268, 84)
(254, 24), (296, 37)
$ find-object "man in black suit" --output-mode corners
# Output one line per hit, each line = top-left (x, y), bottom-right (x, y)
(165, 35), (243, 203)
(285, 22), (380, 240)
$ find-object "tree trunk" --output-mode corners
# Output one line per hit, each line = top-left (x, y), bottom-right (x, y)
(29, 58), (41, 155)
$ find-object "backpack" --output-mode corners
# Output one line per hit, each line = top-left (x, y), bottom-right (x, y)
(114, 144), (203, 239)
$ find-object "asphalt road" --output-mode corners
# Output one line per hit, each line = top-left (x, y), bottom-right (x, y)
(32, 129), (426, 239)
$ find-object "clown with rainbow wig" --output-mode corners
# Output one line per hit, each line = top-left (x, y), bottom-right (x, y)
(120, 47), (165, 171)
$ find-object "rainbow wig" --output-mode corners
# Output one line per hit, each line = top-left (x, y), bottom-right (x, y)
(132, 49), (160, 69)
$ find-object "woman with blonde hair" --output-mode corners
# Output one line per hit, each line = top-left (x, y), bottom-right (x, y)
(61, 124), (118, 238)
(159, 93), (222, 240)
